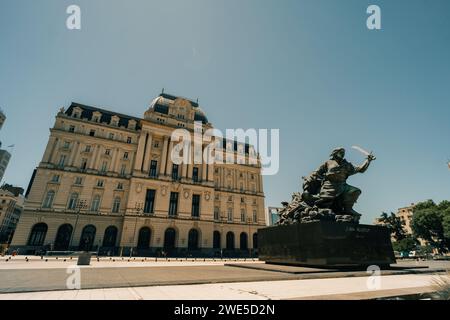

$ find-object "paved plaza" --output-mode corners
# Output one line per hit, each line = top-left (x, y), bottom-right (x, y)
(0, 255), (448, 299)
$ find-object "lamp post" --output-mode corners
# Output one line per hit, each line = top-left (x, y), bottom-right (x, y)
(69, 199), (88, 251)
(130, 202), (143, 258)
(247, 217), (252, 258)
(219, 215), (227, 259)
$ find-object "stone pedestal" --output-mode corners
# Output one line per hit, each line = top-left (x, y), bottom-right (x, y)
(258, 221), (396, 268)
(77, 252), (92, 266)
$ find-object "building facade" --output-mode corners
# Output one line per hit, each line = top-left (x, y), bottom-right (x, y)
(264, 207), (281, 226)
(11, 93), (266, 257)
(0, 109), (5, 131)
(0, 148), (11, 183)
(0, 185), (25, 244)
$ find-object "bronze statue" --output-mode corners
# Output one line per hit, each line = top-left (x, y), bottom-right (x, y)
(278, 147), (375, 224)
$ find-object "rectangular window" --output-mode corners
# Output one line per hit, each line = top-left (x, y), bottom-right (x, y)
(75, 177), (83, 185)
(120, 164), (126, 176)
(80, 158), (88, 170)
(192, 167), (199, 182)
(192, 194), (200, 218)
(63, 141), (70, 149)
(123, 152), (129, 160)
(149, 160), (157, 178)
(101, 161), (108, 173)
(169, 192), (179, 217)
(144, 189), (156, 214)
(127, 137), (132, 144)
(253, 210), (257, 223)
(214, 206), (220, 221)
(172, 164), (179, 180)
(58, 155), (66, 167)
(109, 133), (115, 140)
(51, 175), (60, 183)
(241, 209), (246, 222)
(227, 208), (233, 222)
(97, 180), (104, 187)
(105, 149), (111, 155)
(117, 182), (123, 190)
(85, 145), (91, 152)
(89, 129), (96, 137)
(69, 125), (75, 133)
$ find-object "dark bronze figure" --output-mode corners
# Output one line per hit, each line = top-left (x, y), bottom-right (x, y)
(278, 147), (375, 224)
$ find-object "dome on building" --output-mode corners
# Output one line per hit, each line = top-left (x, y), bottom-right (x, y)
(146, 92), (209, 124)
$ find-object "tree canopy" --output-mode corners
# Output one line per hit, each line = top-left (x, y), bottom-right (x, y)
(412, 200), (450, 253)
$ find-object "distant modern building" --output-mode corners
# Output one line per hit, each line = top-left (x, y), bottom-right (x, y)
(11, 93), (266, 256)
(374, 203), (415, 235)
(0, 148), (11, 183)
(265, 207), (281, 226)
(0, 185), (25, 244)
(373, 203), (431, 246)
(395, 204), (415, 235)
(0, 109), (5, 131)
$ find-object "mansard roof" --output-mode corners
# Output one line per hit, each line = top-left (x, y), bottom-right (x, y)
(65, 102), (142, 130)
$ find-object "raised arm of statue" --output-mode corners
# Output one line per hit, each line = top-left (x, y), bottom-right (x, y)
(354, 154), (375, 174)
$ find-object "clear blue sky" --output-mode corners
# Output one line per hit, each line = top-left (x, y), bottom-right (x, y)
(1, 0), (449, 224)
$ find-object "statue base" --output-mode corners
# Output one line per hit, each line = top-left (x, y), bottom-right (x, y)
(258, 221), (396, 268)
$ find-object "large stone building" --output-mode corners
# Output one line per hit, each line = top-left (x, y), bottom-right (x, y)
(11, 93), (265, 257)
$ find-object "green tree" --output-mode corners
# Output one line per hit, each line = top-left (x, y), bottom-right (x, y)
(392, 236), (418, 253)
(412, 200), (450, 253)
(378, 212), (407, 241)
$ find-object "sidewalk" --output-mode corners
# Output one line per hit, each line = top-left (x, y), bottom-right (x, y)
(0, 274), (438, 300)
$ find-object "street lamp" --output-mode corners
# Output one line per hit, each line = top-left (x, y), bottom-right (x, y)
(69, 199), (88, 250)
(219, 214), (227, 259)
(130, 202), (144, 257)
(247, 217), (252, 258)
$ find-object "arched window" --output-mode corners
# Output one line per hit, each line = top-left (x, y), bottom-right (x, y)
(67, 193), (79, 210)
(102, 226), (118, 247)
(240, 232), (248, 250)
(137, 227), (151, 249)
(163, 228), (176, 250)
(253, 233), (258, 249)
(42, 190), (55, 208)
(226, 232), (235, 250)
(54, 224), (73, 250)
(91, 195), (101, 212)
(213, 231), (221, 249)
(79, 225), (96, 251)
(27, 223), (48, 246)
(112, 197), (121, 213)
(188, 229), (199, 250)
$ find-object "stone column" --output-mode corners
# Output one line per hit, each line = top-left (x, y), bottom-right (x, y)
(114, 148), (121, 172)
(181, 142), (189, 178)
(88, 145), (99, 169)
(142, 133), (153, 173)
(166, 139), (174, 176)
(111, 148), (118, 173)
(258, 173), (264, 193)
(50, 138), (61, 164)
(42, 136), (57, 163)
(207, 152), (214, 182)
(160, 136), (169, 176)
(134, 131), (147, 171)
(69, 142), (80, 167)
(94, 146), (103, 169)
(202, 146), (207, 182)
(187, 142), (194, 179)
